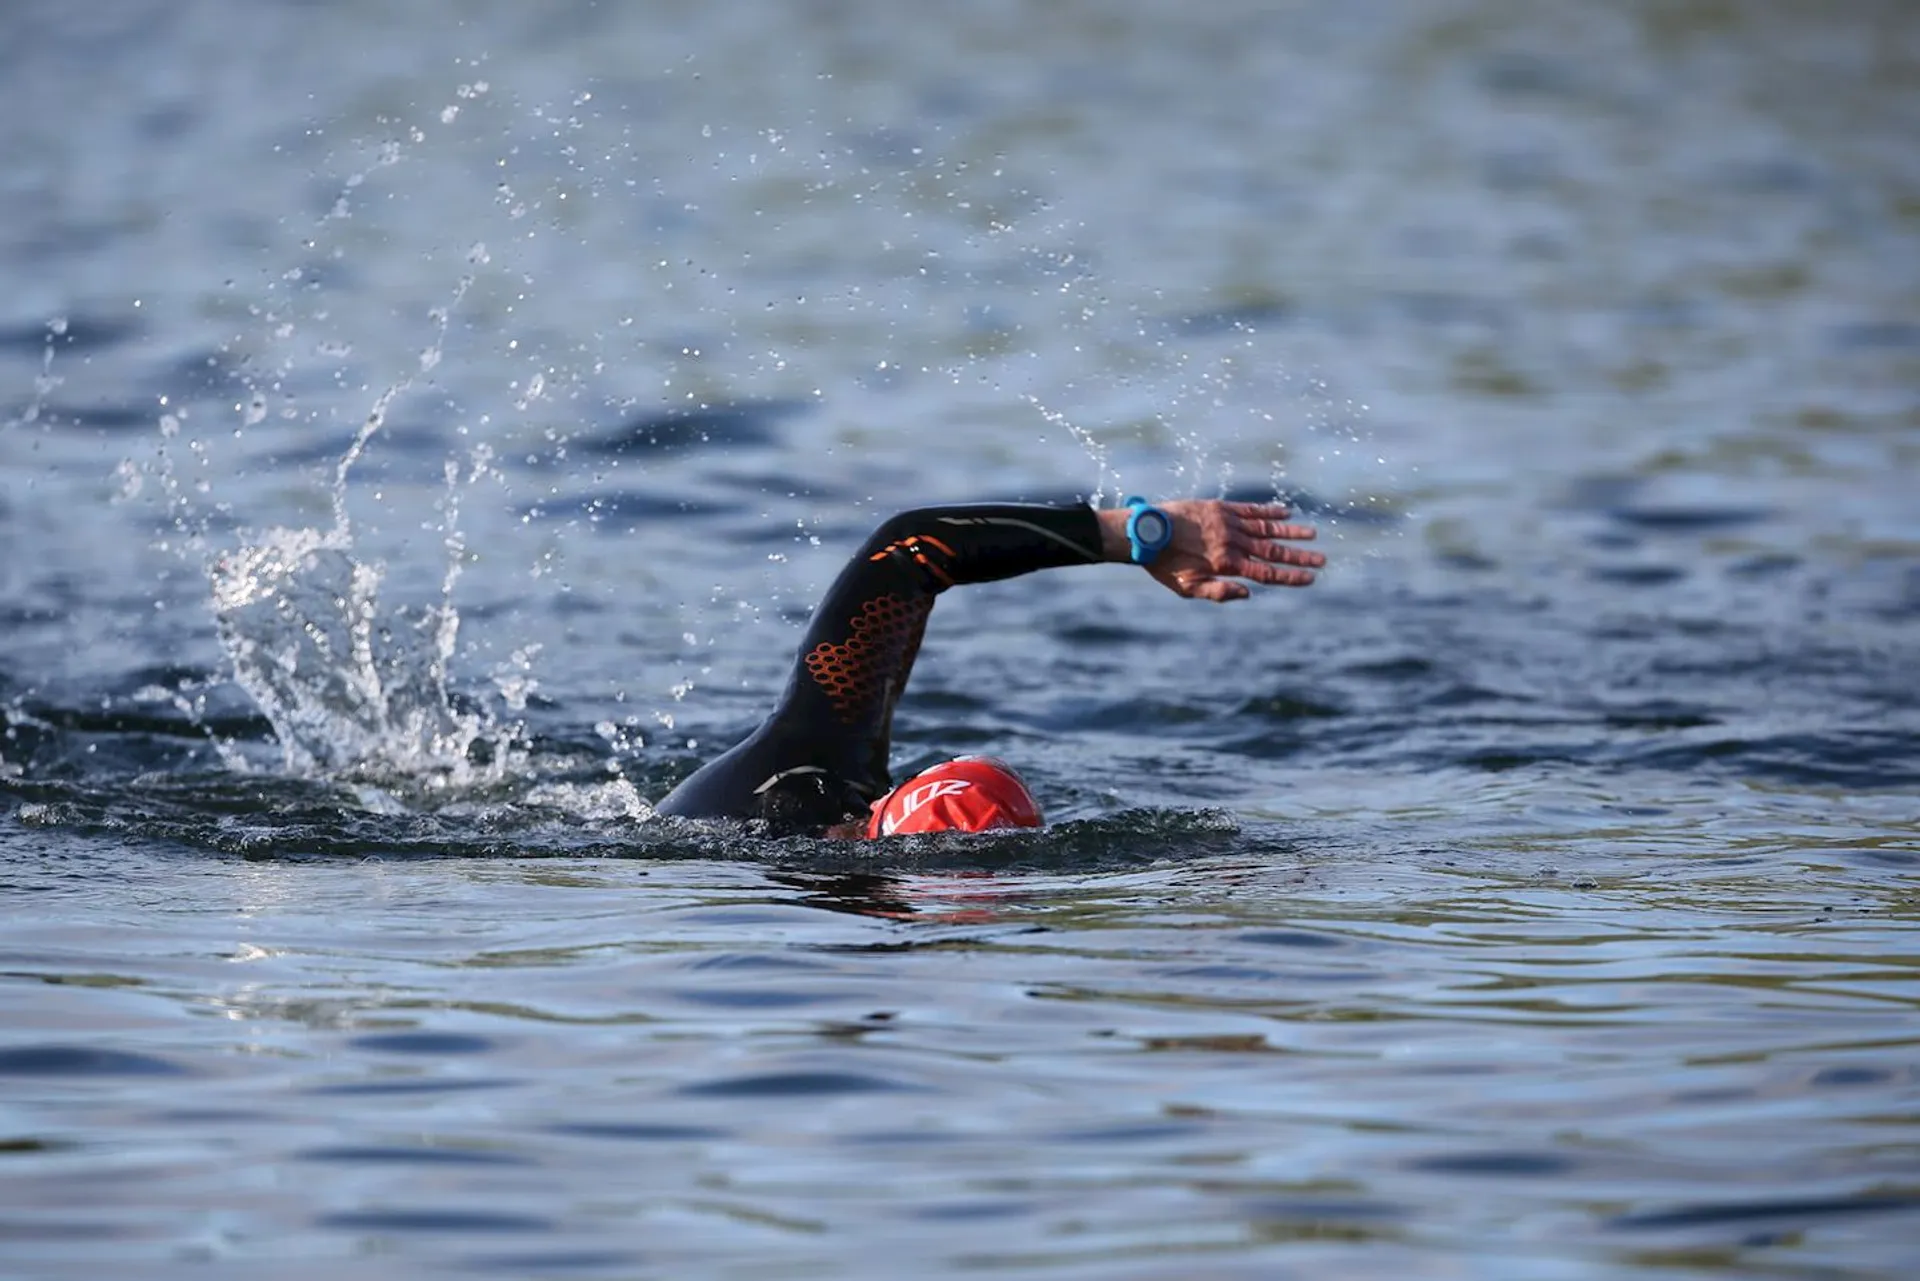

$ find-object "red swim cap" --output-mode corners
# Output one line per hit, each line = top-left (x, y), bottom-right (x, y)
(866, 756), (1043, 838)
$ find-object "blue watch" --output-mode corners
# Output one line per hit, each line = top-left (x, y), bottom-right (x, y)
(1123, 495), (1174, 565)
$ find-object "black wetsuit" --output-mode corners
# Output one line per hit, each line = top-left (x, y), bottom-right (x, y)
(655, 502), (1105, 834)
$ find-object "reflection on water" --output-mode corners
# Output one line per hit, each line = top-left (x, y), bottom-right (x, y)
(4, 0), (1919, 1275)
(4, 850), (1916, 1274)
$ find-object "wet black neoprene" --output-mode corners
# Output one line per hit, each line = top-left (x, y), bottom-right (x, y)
(654, 502), (1104, 834)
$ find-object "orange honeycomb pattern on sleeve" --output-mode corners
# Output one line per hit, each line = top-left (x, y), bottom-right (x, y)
(804, 593), (934, 725)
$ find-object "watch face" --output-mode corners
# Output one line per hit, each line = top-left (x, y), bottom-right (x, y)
(1136, 510), (1169, 545)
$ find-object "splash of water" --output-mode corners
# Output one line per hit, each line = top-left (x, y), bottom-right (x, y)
(208, 414), (520, 790)
(203, 238), (533, 791)
(1024, 393), (1115, 507)
(104, 79), (651, 819)
(5, 317), (66, 431)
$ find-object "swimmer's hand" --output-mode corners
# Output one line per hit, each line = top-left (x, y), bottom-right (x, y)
(1097, 499), (1322, 602)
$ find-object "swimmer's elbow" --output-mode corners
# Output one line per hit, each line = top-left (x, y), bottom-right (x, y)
(855, 507), (964, 591)
(864, 507), (945, 548)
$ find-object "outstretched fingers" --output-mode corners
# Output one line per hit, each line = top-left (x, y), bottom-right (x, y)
(1246, 519), (1316, 541)
(1243, 538), (1326, 568)
(1237, 558), (1318, 587)
(1168, 556), (1315, 602)
(1225, 524), (1325, 570)
(1224, 499), (1294, 521)
(1222, 501), (1316, 545)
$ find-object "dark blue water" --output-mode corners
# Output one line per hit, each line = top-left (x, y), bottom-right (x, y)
(4, 2), (1918, 1277)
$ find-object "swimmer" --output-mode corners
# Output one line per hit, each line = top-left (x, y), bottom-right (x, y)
(655, 497), (1323, 837)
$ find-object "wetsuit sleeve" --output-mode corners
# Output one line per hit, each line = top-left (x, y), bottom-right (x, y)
(654, 502), (1104, 830)
(787, 502), (1105, 760)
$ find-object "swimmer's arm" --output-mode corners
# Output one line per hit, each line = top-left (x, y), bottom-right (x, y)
(1092, 499), (1323, 602)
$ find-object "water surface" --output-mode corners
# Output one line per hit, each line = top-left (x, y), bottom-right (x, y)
(3, 2), (1917, 1277)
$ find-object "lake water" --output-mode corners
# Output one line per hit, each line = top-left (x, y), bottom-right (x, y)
(3, 1), (1918, 1277)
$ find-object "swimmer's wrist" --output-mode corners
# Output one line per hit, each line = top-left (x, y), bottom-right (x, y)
(1094, 508), (1133, 562)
